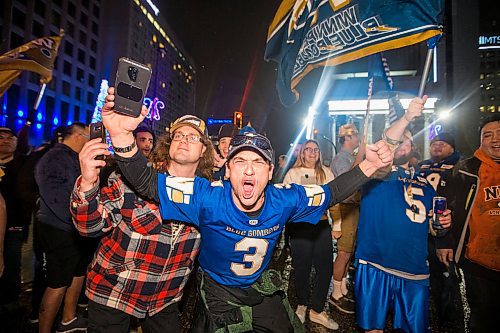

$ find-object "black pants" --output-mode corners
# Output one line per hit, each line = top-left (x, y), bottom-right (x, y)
(87, 300), (181, 333)
(463, 269), (500, 332)
(31, 218), (47, 313)
(289, 220), (333, 312)
(192, 271), (295, 333)
(0, 231), (23, 306)
(427, 237), (459, 325)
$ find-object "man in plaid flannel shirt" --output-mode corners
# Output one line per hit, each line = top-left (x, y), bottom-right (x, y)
(70, 117), (213, 332)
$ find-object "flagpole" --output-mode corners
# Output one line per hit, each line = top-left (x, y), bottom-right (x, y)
(33, 83), (46, 110)
(418, 47), (434, 97)
(363, 76), (374, 144)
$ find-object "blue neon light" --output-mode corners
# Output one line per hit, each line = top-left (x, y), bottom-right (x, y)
(207, 118), (233, 125)
(36, 123), (42, 129)
(17, 110), (24, 117)
(67, 121), (72, 125)
(53, 117), (59, 125)
(37, 113), (42, 121)
(17, 119), (23, 124)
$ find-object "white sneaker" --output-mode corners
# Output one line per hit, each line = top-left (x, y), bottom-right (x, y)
(309, 310), (339, 330)
(295, 305), (307, 324)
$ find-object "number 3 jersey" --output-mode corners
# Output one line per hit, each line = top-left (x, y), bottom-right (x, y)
(355, 166), (436, 279)
(157, 175), (331, 288)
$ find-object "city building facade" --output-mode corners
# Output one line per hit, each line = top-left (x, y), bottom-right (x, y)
(0, 0), (196, 143)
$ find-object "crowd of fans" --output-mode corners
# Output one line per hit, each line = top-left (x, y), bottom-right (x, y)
(0, 91), (498, 333)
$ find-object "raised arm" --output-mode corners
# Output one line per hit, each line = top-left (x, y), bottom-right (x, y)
(327, 140), (393, 206)
(383, 96), (427, 150)
(99, 87), (159, 200)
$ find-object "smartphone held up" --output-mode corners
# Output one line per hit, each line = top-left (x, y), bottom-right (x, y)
(114, 58), (152, 117)
(90, 121), (106, 160)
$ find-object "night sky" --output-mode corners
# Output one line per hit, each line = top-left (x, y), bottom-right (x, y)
(160, 0), (311, 155)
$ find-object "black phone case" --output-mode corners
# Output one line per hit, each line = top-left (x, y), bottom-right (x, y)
(114, 57), (152, 117)
(90, 122), (106, 160)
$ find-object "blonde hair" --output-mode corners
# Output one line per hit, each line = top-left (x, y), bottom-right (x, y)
(291, 139), (326, 184)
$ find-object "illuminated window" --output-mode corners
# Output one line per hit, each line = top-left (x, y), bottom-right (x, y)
(480, 73), (485, 80)
(488, 106), (496, 112)
(480, 106), (485, 112)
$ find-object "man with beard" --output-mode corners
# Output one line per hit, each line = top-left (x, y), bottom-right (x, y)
(97, 87), (406, 332)
(416, 132), (461, 327)
(71, 116), (212, 332)
(354, 127), (452, 333)
(418, 132), (460, 190)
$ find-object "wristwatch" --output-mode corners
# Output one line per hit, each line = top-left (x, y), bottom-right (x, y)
(112, 140), (136, 153)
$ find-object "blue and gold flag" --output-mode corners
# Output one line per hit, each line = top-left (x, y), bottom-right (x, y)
(0, 32), (64, 97)
(367, 53), (406, 124)
(265, 0), (444, 106)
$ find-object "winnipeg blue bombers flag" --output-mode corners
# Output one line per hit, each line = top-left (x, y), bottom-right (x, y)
(265, 0), (444, 107)
(367, 53), (406, 124)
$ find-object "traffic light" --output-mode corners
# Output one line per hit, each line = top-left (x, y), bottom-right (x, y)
(234, 111), (243, 129)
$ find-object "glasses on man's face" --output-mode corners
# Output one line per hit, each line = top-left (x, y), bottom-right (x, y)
(171, 132), (203, 144)
(79, 132), (90, 139)
(304, 147), (320, 153)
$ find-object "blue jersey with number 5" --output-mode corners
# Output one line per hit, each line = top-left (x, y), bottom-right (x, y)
(157, 175), (331, 287)
(355, 167), (436, 276)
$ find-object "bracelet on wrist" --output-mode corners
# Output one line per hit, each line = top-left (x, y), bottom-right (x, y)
(112, 140), (136, 153)
(381, 130), (402, 146)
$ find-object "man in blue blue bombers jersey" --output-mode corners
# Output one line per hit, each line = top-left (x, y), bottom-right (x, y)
(416, 132), (461, 327)
(98, 88), (420, 332)
(355, 116), (453, 332)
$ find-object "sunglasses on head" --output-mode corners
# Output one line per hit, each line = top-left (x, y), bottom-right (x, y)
(230, 133), (272, 151)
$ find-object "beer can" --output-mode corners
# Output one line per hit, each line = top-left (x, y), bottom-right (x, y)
(432, 196), (447, 230)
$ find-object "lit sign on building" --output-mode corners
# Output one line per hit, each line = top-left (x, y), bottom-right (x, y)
(144, 97), (164, 121)
(145, 0), (160, 16)
(207, 118), (233, 125)
(479, 35), (500, 49)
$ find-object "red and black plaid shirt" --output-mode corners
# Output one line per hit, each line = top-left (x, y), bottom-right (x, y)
(70, 172), (200, 318)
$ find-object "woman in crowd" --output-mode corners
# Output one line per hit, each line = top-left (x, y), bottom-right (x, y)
(283, 139), (338, 330)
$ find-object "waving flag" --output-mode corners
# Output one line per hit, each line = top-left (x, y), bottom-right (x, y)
(265, 0), (444, 106)
(367, 53), (405, 124)
(0, 32), (64, 97)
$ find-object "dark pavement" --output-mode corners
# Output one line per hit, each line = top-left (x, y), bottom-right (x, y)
(7, 248), (464, 333)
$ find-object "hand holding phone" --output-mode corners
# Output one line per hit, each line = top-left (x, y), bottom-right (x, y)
(90, 122), (106, 160)
(114, 57), (152, 117)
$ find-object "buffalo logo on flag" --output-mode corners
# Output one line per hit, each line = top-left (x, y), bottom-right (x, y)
(265, 0), (443, 106)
